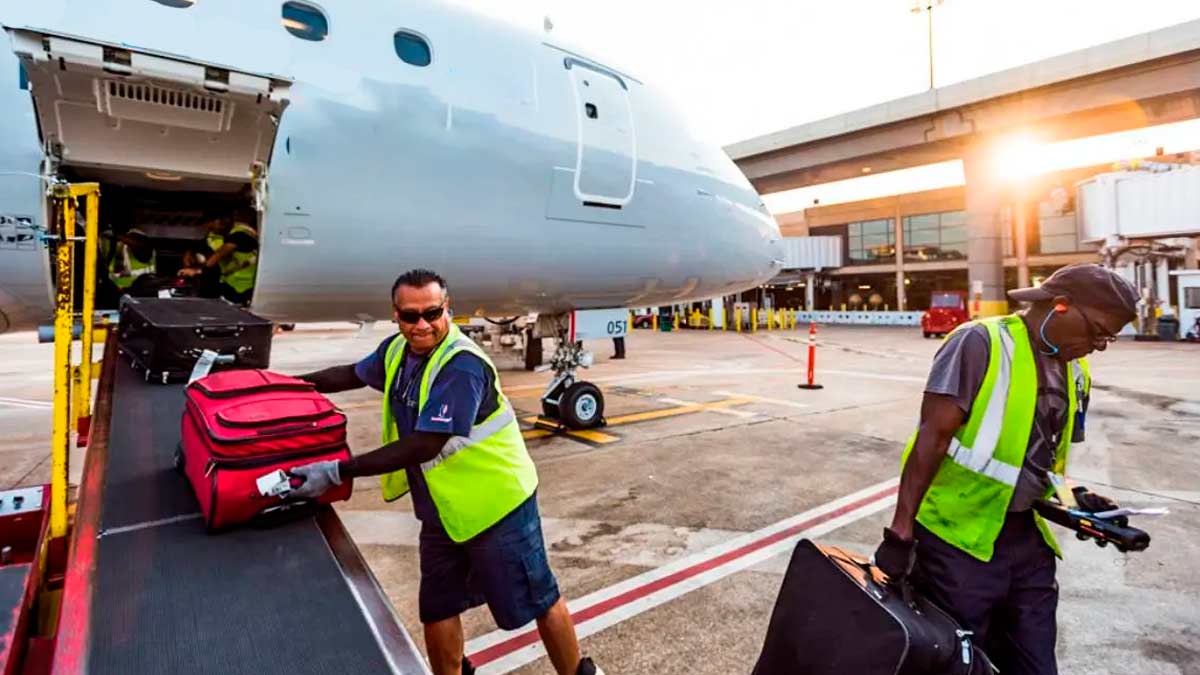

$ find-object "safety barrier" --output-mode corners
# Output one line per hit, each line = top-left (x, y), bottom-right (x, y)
(795, 310), (923, 326)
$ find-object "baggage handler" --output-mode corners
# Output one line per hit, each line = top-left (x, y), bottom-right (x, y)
(179, 213), (258, 305)
(873, 264), (1138, 675)
(102, 227), (157, 293)
(292, 269), (602, 675)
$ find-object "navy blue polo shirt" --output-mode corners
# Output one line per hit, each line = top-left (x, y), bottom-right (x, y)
(354, 334), (498, 523)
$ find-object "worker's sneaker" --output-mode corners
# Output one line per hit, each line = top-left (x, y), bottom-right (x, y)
(462, 656), (476, 675)
(576, 656), (604, 675)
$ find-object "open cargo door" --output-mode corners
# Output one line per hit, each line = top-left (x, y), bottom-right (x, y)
(9, 28), (290, 189)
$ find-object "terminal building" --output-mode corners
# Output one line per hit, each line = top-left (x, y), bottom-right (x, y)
(727, 19), (1200, 338)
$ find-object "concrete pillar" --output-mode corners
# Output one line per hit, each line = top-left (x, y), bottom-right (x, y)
(805, 272), (816, 311)
(1156, 258), (1172, 315)
(1014, 188), (1031, 290)
(894, 200), (907, 311)
(710, 296), (726, 328)
(963, 143), (1009, 317)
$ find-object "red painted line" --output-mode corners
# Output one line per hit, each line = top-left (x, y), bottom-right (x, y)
(739, 333), (807, 365)
(469, 483), (898, 666)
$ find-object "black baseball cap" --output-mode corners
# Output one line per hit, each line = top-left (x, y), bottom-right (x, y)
(1008, 263), (1138, 320)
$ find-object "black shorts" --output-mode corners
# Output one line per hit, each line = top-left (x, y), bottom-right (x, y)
(418, 495), (560, 630)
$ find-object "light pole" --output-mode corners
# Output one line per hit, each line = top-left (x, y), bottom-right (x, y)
(911, 0), (945, 90)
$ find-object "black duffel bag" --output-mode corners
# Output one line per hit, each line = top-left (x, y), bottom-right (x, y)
(751, 539), (994, 675)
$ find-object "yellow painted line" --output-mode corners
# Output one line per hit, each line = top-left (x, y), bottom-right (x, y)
(712, 390), (812, 410)
(658, 397), (758, 419)
(564, 428), (621, 443)
(601, 397), (755, 426)
(519, 422), (619, 444)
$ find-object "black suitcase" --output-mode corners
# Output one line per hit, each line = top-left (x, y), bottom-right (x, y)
(752, 539), (994, 675)
(117, 297), (273, 384)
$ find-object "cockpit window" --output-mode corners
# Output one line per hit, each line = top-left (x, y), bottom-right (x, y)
(150, 0), (196, 7)
(282, 2), (329, 42)
(394, 31), (431, 67)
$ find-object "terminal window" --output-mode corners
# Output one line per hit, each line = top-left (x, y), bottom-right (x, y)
(903, 210), (966, 262)
(1186, 288), (1200, 309)
(847, 219), (894, 264)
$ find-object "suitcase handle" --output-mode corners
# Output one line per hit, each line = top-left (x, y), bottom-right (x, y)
(195, 325), (242, 338)
(254, 422), (319, 436)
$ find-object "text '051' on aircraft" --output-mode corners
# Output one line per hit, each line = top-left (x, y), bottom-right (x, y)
(0, 1), (782, 427)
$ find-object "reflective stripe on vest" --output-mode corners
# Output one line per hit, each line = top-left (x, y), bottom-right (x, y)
(944, 324), (1021, 486)
(378, 324), (538, 542)
(109, 243), (155, 288)
(903, 315), (1090, 562)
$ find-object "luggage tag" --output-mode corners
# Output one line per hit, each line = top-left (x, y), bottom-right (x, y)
(256, 469), (295, 498)
(189, 349), (237, 383)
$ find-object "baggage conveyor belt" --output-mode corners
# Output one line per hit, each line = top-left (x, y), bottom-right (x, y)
(53, 342), (429, 674)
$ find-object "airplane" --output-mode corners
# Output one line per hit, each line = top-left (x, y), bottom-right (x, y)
(0, 0), (783, 428)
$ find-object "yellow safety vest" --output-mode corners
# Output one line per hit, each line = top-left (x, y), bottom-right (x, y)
(379, 323), (538, 542)
(901, 315), (1090, 562)
(103, 239), (156, 289)
(206, 222), (258, 294)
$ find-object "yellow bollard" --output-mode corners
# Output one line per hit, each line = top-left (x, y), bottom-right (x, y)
(673, 313), (679, 331)
(751, 308), (758, 333)
(653, 313), (658, 331)
(791, 309), (798, 330)
(709, 306), (715, 330)
(735, 308), (742, 333)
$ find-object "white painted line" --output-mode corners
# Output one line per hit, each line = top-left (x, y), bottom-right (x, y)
(99, 512), (203, 537)
(712, 391), (811, 410)
(657, 397), (758, 419)
(0, 396), (54, 409)
(467, 478), (899, 673)
(823, 369), (924, 383)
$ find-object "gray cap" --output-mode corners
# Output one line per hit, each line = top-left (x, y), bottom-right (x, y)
(1008, 263), (1138, 319)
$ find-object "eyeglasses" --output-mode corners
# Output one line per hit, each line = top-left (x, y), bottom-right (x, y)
(395, 303), (446, 325)
(1075, 306), (1119, 345)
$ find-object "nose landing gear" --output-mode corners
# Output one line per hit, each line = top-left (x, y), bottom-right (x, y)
(532, 320), (606, 432)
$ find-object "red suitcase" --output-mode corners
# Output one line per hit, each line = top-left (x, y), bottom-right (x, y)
(180, 369), (353, 531)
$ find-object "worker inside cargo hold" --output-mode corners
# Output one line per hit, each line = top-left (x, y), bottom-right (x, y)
(99, 226), (157, 301)
(178, 212), (259, 306)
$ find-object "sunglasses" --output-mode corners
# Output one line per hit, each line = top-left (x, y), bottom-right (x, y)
(395, 303), (446, 325)
(1074, 306), (1119, 345)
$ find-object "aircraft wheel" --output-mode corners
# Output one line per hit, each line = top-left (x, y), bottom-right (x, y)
(559, 381), (604, 429)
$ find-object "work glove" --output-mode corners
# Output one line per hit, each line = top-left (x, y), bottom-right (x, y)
(288, 460), (342, 500)
(1072, 486), (1118, 514)
(872, 527), (917, 583)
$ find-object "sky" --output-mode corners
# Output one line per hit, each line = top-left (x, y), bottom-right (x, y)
(464, 0), (1200, 145)
(461, 1), (1200, 208)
